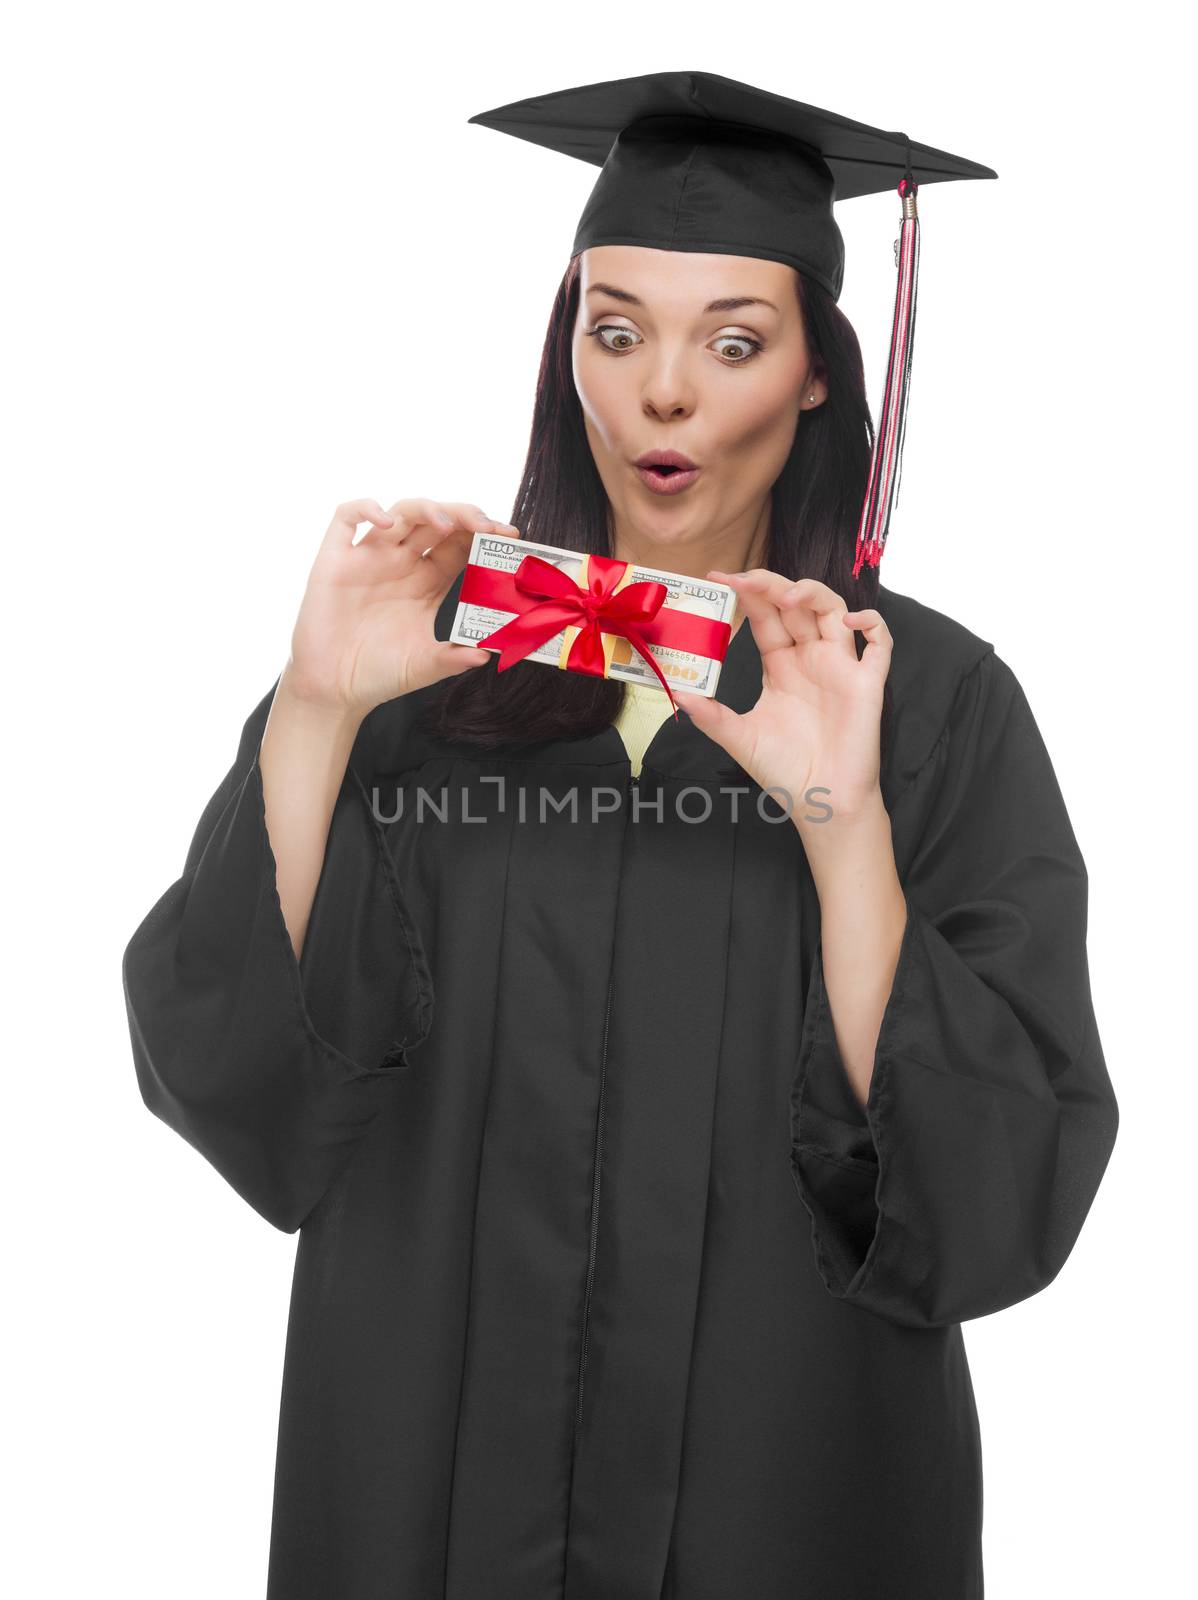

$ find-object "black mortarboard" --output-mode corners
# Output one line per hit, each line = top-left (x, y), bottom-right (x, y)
(468, 70), (997, 575)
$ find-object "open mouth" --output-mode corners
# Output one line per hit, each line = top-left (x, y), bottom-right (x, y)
(634, 459), (702, 495)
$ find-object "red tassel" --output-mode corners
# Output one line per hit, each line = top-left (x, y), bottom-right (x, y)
(853, 173), (921, 577)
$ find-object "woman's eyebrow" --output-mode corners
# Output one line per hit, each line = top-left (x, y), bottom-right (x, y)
(585, 282), (778, 313)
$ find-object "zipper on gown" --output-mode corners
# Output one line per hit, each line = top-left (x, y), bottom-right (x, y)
(573, 770), (635, 1434)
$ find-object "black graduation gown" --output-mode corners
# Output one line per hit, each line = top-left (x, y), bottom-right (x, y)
(122, 579), (1119, 1600)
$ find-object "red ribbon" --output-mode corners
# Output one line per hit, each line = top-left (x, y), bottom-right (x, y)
(460, 552), (731, 718)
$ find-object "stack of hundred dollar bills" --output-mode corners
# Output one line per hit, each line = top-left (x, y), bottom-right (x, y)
(450, 532), (737, 698)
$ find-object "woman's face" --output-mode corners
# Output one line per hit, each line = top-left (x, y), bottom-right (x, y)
(572, 244), (826, 562)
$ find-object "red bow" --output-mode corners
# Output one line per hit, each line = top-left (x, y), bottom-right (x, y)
(465, 552), (684, 716)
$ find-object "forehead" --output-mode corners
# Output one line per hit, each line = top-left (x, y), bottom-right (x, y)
(579, 244), (794, 307)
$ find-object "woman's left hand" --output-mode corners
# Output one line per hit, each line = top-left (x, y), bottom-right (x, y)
(672, 572), (892, 829)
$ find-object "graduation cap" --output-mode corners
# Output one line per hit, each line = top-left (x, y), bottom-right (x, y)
(468, 71), (996, 576)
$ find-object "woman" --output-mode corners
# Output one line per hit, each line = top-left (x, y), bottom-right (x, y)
(123, 84), (1120, 1600)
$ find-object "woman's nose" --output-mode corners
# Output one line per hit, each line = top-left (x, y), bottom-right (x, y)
(641, 379), (695, 421)
(638, 348), (697, 421)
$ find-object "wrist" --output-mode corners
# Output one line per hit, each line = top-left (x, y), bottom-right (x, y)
(275, 661), (368, 740)
(793, 782), (889, 840)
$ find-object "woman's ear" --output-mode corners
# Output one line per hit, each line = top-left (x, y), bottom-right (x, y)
(805, 362), (829, 409)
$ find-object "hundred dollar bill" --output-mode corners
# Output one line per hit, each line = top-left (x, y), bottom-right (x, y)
(450, 532), (737, 697)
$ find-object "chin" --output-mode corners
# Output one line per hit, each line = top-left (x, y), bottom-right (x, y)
(626, 514), (696, 544)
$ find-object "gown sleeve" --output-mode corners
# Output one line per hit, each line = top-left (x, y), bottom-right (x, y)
(122, 680), (434, 1234)
(789, 648), (1119, 1329)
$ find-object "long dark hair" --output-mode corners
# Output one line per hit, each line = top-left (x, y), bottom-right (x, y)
(418, 251), (892, 754)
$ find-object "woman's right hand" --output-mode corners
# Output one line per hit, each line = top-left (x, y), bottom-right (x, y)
(283, 497), (520, 719)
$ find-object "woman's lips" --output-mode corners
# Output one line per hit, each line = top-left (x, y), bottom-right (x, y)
(634, 463), (702, 496)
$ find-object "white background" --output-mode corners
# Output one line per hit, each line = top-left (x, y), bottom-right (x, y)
(4, 2), (1190, 1595)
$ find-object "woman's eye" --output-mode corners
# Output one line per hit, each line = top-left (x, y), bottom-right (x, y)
(710, 334), (764, 364)
(591, 324), (643, 352)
